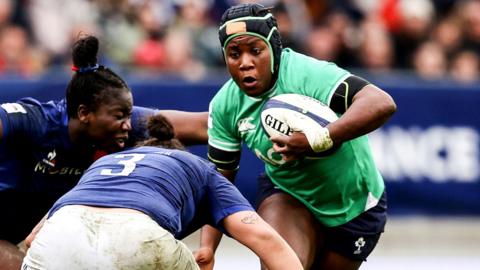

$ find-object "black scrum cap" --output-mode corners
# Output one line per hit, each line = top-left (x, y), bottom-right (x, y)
(219, 3), (283, 75)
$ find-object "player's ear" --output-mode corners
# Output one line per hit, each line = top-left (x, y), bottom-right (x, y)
(77, 104), (92, 124)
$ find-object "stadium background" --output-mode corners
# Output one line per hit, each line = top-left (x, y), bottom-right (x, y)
(0, 0), (479, 269)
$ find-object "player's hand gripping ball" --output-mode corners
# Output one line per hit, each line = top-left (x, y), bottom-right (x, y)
(261, 93), (341, 157)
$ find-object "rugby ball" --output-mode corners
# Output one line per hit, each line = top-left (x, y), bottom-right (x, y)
(260, 93), (340, 156)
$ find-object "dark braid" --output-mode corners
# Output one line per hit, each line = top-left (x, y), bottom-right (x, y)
(71, 34), (99, 68)
(136, 114), (185, 150)
(66, 34), (131, 119)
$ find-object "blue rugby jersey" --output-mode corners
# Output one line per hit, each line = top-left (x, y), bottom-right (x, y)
(49, 146), (254, 239)
(0, 97), (157, 196)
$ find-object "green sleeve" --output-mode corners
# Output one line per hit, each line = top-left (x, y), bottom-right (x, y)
(207, 88), (241, 152)
(279, 49), (350, 105)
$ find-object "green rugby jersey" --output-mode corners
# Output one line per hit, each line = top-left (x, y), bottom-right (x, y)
(208, 48), (385, 227)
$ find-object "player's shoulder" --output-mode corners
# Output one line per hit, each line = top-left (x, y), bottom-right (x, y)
(213, 79), (239, 101)
(26, 98), (66, 117)
(131, 106), (157, 127)
(20, 97), (65, 107)
(132, 106), (157, 116)
(158, 147), (215, 170)
(210, 80), (241, 114)
(1, 97), (65, 112)
(125, 146), (199, 161)
(1, 98), (67, 127)
(281, 48), (339, 70)
(279, 49), (349, 93)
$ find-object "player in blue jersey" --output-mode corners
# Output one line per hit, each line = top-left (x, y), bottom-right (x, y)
(201, 3), (397, 270)
(21, 114), (302, 270)
(0, 35), (208, 269)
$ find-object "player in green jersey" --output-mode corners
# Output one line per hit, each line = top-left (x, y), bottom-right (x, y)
(195, 3), (397, 270)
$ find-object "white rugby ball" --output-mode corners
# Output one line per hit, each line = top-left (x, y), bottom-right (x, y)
(261, 93), (340, 156)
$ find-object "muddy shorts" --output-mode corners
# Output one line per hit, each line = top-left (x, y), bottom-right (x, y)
(22, 205), (199, 270)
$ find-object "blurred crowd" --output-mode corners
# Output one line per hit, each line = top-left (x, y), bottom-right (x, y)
(0, 0), (479, 83)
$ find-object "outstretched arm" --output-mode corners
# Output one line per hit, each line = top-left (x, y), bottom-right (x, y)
(195, 169), (238, 270)
(223, 211), (303, 270)
(195, 225), (223, 270)
(159, 110), (208, 145)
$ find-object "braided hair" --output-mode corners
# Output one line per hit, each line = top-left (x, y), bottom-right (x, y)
(66, 34), (131, 119)
(136, 114), (185, 150)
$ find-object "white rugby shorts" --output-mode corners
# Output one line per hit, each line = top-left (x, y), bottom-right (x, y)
(22, 205), (199, 270)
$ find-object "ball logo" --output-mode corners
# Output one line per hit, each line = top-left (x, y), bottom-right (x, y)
(261, 93), (338, 140)
(261, 93), (341, 157)
(264, 114), (293, 136)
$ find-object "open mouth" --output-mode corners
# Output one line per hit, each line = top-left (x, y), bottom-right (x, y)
(115, 137), (128, 149)
(242, 76), (258, 88)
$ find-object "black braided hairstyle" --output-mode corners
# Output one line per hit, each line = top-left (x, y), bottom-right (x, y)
(219, 3), (283, 78)
(136, 114), (185, 150)
(66, 34), (131, 119)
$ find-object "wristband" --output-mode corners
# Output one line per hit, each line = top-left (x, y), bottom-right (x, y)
(303, 127), (334, 153)
(283, 113), (334, 153)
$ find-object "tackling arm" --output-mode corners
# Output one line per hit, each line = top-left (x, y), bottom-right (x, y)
(159, 110), (209, 145)
(223, 211), (303, 270)
(196, 145), (240, 269)
(196, 168), (238, 270)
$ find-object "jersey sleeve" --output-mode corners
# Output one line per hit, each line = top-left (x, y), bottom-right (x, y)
(127, 106), (159, 146)
(329, 75), (371, 114)
(207, 97), (242, 152)
(206, 169), (254, 235)
(281, 49), (350, 105)
(207, 92), (243, 171)
(0, 98), (51, 143)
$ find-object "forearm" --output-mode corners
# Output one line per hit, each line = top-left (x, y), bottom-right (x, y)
(198, 169), (237, 251)
(200, 225), (223, 251)
(249, 226), (302, 270)
(254, 235), (303, 270)
(159, 110), (208, 145)
(225, 211), (303, 270)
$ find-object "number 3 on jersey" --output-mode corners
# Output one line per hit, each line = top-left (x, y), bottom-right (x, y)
(100, 154), (146, 176)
